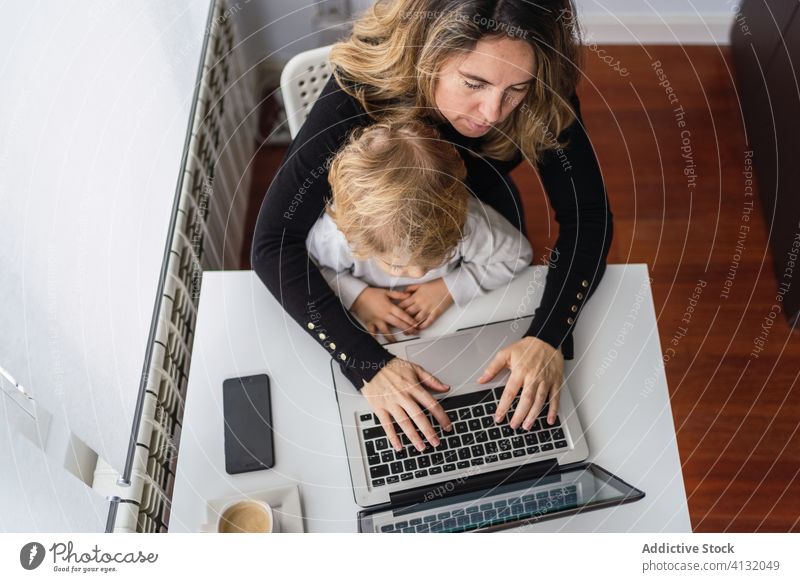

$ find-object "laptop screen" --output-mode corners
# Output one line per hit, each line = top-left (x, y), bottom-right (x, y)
(358, 463), (644, 533)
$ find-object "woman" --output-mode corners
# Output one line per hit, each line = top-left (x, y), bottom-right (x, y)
(252, 0), (613, 452)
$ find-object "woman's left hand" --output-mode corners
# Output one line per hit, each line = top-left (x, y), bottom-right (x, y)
(478, 336), (564, 428)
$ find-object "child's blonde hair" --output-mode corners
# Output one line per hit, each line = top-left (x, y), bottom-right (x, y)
(327, 121), (469, 267)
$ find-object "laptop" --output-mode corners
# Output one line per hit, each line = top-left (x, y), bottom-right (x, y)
(331, 316), (644, 532)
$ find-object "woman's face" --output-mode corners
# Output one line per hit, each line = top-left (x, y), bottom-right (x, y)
(433, 36), (535, 138)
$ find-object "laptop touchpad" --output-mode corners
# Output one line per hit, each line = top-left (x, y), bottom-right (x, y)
(405, 332), (504, 387)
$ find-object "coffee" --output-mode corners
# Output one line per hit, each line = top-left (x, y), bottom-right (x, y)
(218, 500), (273, 533)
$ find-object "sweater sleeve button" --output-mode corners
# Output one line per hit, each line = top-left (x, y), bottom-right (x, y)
(307, 322), (315, 330)
(567, 317), (574, 325)
(581, 280), (589, 288)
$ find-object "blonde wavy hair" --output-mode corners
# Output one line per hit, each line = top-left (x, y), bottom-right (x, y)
(329, 0), (583, 163)
(327, 121), (469, 267)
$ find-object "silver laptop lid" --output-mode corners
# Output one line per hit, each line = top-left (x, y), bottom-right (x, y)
(358, 463), (645, 533)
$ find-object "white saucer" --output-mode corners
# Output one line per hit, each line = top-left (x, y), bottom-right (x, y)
(205, 484), (304, 533)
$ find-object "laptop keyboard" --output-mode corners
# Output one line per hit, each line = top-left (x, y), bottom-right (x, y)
(359, 386), (569, 488)
(378, 485), (579, 532)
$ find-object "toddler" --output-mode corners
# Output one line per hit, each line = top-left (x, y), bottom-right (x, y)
(306, 122), (532, 341)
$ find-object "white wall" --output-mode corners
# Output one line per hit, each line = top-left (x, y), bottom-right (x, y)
(0, 0), (211, 531)
(574, 0), (740, 43)
(233, 0), (347, 72)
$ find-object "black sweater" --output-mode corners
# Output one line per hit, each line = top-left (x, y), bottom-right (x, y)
(251, 76), (613, 388)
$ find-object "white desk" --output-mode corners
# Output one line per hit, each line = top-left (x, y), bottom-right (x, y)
(169, 265), (691, 532)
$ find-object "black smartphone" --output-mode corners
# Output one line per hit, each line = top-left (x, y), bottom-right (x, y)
(222, 374), (275, 474)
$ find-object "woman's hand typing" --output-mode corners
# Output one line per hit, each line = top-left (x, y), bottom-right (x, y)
(362, 358), (453, 451)
(478, 336), (564, 428)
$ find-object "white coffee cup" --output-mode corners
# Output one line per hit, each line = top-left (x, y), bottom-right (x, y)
(203, 498), (279, 533)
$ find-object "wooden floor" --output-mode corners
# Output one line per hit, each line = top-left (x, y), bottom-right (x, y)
(242, 46), (800, 532)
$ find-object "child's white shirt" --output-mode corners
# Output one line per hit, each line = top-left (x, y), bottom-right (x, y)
(305, 197), (533, 309)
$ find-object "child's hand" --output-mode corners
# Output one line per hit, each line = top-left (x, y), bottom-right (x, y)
(351, 287), (418, 343)
(399, 278), (454, 330)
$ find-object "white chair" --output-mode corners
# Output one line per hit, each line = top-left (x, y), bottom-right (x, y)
(280, 45), (333, 139)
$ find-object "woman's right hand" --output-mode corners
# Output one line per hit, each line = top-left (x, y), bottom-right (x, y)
(362, 358), (453, 451)
(351, 287), (418, 343)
